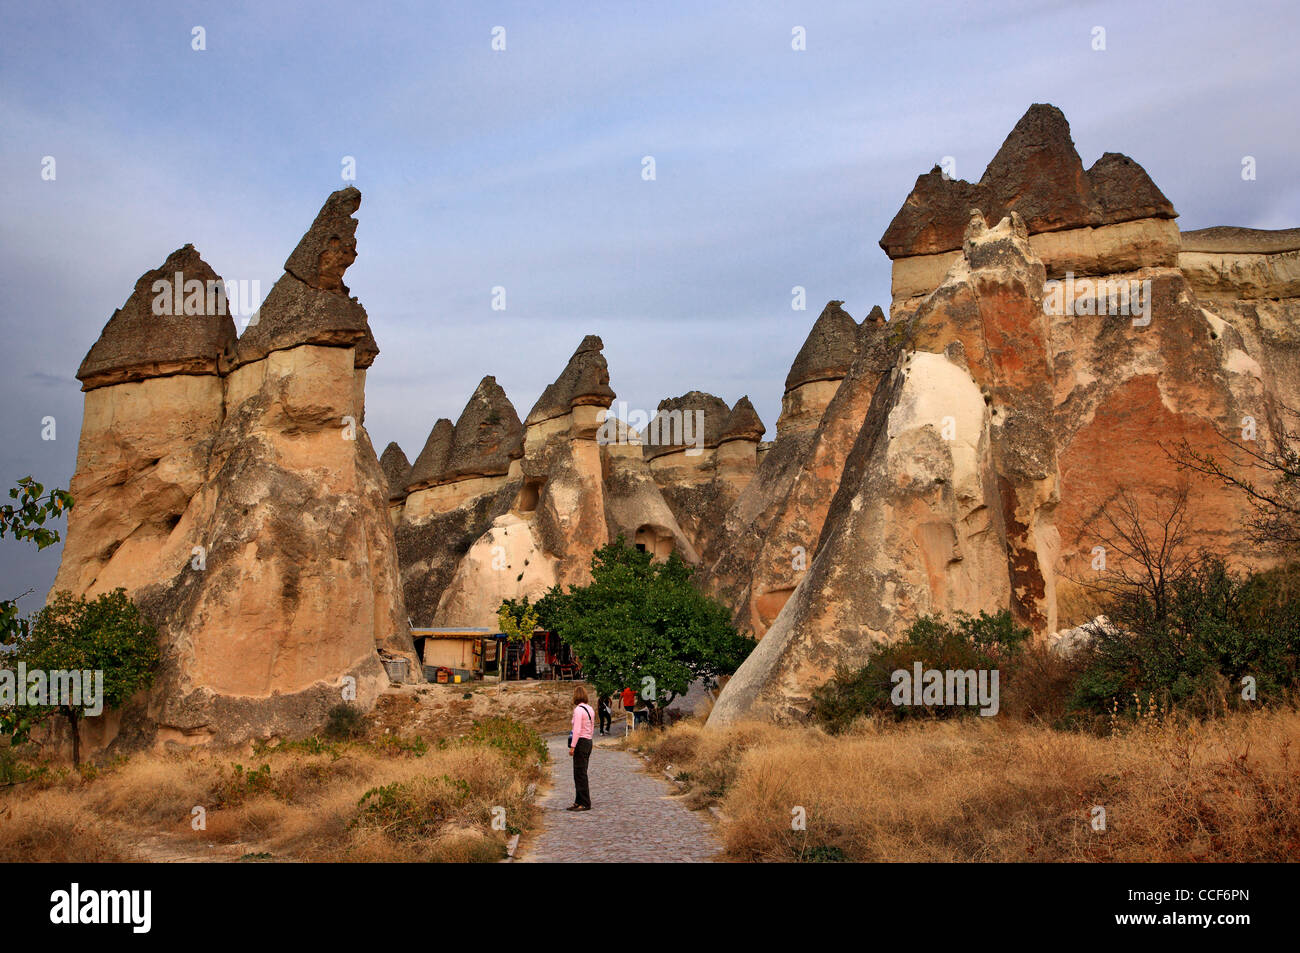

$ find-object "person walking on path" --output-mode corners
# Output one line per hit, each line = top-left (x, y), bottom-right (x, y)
(598, 693), (612, 736)
(567, 686), (595, 811)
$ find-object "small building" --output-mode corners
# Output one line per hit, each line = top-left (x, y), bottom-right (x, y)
(410, 627), (497, 682)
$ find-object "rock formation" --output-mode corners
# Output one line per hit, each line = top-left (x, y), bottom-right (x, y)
(395, 378), (525, 625)
(702, 304), (896, 638)
(379, 441), (412, 522)
(882, 104), (1181, 320)
(52, 102), (1300, 744)
(53, 188), (419, 752)
(390, 337), (699, 628)
(711, 105), (1286, 724)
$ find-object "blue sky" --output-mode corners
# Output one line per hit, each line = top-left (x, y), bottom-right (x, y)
(2, 0), (1298, 603)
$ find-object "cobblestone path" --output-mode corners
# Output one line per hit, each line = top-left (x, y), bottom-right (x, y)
(519, 734), (721, 862)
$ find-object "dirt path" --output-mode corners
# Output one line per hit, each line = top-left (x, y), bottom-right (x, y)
(518, 734), (720, 863)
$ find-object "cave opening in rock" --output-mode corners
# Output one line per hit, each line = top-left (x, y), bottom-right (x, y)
(517, 478), (542, 513)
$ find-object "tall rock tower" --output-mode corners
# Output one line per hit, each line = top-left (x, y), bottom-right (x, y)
(53, 188), (419, 752)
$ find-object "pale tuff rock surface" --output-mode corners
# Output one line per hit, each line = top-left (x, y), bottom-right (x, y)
(641, 391), (765, 567)
(53, 189), (418, 753)
(395, 380), (526, 625)
(702, 304), (900, 640)
(713, 221), (1045, 724)
(401, 337), (696, 628)
(76, 244), (237, 390)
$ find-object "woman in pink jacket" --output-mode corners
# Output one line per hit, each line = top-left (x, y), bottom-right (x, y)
(567, 686), (595, 811)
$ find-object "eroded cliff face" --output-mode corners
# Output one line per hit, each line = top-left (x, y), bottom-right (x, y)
(710, 104), (1292, 725)
(53, 188), (418, 752)
(701, 304), (897, 639)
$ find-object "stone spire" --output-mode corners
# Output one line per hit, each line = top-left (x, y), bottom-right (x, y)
(643, 391), (731, 460)
(879, 103), (1176, 259)
(785, 301), (859, 392)
(441, 376), (524, 481)
(233, 187), (379, 369)
(407, 418), (453, 492)
(76, 244), (237, 390)
(380, 442), (412, 502)
(525, 335), (616, 426)
(721, 396), (765, 443)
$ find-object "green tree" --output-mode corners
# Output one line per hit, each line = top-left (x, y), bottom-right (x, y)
(12, 589), (159, 764)
(539, 539), (753, 709)
(1, 477), (74, 754)
(497, 597), (539, 642)
(1, 477), (74, 650)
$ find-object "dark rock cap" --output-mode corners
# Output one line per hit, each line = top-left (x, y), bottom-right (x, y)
(380, 442), (412, 502)
(233, 188), (378, 369)
(643, 390), (731, 460)
(1087, 152), (1179, 223)
(525, 335), (616, 425)
(721, 395), (766, 443)
(284, 186), (361, 293)
(407, 418), (454, 491)
(785, 301), (859, 392)
(1181, 225), (1300, 254)
(880, 104), (1176, 259)
(77, 244), (238, 390)
(442, 376), (525, 481)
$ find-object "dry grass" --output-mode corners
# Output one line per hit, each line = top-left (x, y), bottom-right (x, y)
(0, 721), (546, 863)
(631, 709), (1300, 862)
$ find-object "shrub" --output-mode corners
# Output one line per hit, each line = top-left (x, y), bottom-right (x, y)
(324, 703), (367, 740)
(810, 610), (1030, 733)
(353, 776), (472, 841)
(1069, 556), (1300, 720)
(450, 717), (547, 765)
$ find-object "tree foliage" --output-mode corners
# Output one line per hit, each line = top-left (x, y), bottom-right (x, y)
(6, 588), (159, 764)
(496, 598), (539, 643)
(1, 477), (74, 650)
(527, 538), (753, 704)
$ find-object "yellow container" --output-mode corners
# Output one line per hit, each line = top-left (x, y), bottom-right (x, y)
(454, 675), (461, 684)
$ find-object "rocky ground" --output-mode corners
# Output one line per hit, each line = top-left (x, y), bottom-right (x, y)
(369, 678), (584, 739)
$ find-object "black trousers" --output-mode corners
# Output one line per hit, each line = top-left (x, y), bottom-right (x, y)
(599, 707), (611, 733)
(572, 737), (593, 808)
